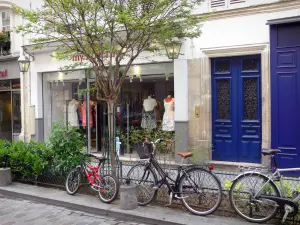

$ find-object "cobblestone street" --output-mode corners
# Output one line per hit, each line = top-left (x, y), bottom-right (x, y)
(0, 194), (148, 225)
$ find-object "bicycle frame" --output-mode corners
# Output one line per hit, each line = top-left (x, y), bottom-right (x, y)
(141, 139), (199, 196)
(250, 156), (300, 203)
(80, 158), (104, 190)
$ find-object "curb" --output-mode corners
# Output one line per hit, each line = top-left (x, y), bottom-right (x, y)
(0, 187), (182, 225)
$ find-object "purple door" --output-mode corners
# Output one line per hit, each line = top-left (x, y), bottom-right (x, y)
(270, 22), (300, 175)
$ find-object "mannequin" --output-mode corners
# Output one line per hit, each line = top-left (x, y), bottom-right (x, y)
(68, 98), (79, 127)
(162, 95), (175, 131)
(141, 95), (157, 129)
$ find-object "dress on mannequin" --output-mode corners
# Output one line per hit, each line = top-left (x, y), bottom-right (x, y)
(68, 99), (79, 127)
(162, 96), (175, 131)
(141, 96), (157, 129)
(80, 100), (94, 127)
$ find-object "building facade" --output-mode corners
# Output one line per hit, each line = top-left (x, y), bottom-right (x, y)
(187, 0), (300, 170)
(5, 0), (300, 170)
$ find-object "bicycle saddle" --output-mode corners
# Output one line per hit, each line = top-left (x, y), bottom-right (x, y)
(177, 152), (193, 158)
(86, 153), (106, 161)
(261, 149), (281, 156)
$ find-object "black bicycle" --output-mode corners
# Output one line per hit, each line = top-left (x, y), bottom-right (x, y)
(126, 138), (222, 216)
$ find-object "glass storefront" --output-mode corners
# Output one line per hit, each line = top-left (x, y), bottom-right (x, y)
(43, 71), (87, 140)
(43, 62), (175, 156)
(0, 79), (21, 141)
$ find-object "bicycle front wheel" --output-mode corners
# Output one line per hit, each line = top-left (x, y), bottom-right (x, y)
(65, 167), (81, 195)
(126, 163), (158, 206)
(229, 173), (280, 223)
(98, 174), (119, 203)
(179, 167), (222, 216)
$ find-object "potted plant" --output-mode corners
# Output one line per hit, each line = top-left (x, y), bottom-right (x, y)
(0, 30), (10, 54)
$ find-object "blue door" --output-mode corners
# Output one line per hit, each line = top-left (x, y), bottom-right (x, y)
(212, 56), (262, 163)
(270, 22), (300, 174)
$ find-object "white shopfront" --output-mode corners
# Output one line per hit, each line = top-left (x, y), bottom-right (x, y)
(25, 46), (189, 160)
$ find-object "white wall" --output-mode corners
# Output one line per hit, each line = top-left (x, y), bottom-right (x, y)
(185, 8), (300, 59)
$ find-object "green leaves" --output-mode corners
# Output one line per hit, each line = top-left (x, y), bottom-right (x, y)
(46, 121), (86, 175)
(13, 0), (206, 103)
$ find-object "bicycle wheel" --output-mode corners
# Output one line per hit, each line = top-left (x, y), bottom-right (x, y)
(65, 167), (81, 195)
(98, 174), (119, 203)
(126, 163), (158, 206)
(179, 167), (222, 216)
(229, 173), (280, 223)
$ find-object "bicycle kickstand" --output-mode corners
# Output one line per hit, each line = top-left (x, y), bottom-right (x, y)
(282, 205), (293, 224)
(165, 193), (173, 206)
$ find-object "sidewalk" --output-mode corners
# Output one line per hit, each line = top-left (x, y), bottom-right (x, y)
(0, 182), (252, 225)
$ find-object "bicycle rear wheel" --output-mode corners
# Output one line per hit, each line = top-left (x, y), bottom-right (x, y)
(98, 174), (119, 203)
(65, 167), (81, 195)
(126, 163), (158, 206)
(179, 167), (222, 216)
(229, 173), (280, 223)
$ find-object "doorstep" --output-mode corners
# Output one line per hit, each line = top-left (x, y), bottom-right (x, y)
(0, 182), (252, 225)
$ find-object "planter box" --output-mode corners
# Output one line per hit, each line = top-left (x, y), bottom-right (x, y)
(0, 167), (12, 186)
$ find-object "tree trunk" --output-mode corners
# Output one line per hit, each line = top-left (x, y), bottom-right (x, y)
(107, 102), (116, 176)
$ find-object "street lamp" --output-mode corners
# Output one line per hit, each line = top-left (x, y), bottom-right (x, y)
(165, 39), (182, 60)
(18, 54), (31, 73)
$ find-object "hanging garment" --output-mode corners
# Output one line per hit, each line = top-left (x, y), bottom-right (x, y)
(68, 99), (79, 127)
(141, 110), (157, 129)
(162, 99), (175, 131)
(80, 101), (94, 127)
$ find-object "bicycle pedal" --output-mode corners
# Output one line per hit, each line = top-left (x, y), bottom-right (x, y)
(174, 194), (189, 200)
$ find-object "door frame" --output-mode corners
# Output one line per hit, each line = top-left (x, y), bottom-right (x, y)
(199, 43), (270, 166)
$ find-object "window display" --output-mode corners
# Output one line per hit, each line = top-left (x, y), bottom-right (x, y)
(43, 71), (87, 140)
(0, 79), (21, 141)
(162, 95), (175, 131)
(141, 95), (157, 129)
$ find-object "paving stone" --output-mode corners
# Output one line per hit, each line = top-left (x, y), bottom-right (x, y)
(0, 195), (148, 225)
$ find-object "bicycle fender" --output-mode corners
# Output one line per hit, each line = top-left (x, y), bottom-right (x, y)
(232, 171), (282, 197)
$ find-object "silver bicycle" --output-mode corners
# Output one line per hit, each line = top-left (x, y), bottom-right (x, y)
(229, 149), (300, 224)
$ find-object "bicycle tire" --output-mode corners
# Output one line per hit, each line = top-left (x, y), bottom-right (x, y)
(179, 167), (222, 216)
(126, 163), (158, 206)
(65, 167), (81, 195)
(98, 174), (119, 203)
(229, 173), (280, 223)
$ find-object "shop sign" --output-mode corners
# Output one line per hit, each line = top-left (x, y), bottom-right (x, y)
(0, 69), (7, 77)
(72, 52), (118, 63)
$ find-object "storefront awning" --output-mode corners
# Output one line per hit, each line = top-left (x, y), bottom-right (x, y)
(266, 16), (300, 25)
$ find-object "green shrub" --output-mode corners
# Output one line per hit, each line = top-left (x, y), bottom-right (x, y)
(118, 126), (175, 154)
(46, 122), (86, 175)
(8, 141), (48, 178)
(0, 139), (11, 168)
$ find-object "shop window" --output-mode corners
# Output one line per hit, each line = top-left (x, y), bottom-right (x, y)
(12, 79), (20, 89)
(43, 71), (88, 144)
(12, 92), (21, 133)
(0, 91), (12, 141)
(0, 80), (10, 90)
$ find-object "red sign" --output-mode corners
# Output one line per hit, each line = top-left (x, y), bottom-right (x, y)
(72, 52), (118, 63)
(0, 70), (7, 77)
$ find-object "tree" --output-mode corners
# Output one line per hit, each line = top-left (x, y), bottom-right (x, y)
(14, 0), (205, 171)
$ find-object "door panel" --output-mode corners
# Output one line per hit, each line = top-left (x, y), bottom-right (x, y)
(212, 56), (261, 163)
(270, 23), (300, 175)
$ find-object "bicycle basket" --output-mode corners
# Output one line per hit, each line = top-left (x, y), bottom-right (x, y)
(134, 142), (153, 159)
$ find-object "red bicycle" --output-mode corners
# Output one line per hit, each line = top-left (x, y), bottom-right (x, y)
(65, 154), (119, 203)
